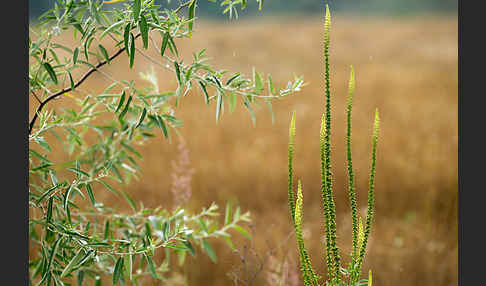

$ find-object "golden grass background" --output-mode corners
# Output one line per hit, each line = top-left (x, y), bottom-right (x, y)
(30, 14), (458, 285)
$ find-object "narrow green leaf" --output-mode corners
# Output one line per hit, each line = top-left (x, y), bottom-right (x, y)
(124, 254), (133, 281)
(68, 71), (75, 90)
(29, 149), (50, 162)
(165, 243), (189, 251)
(224, 237), (236, 251)
(224, 203), (231, 225)
(115, 91), (126, 113)
(233, 206), (241, 221)
(85, 183), (95, 206)
(120, 141), (142, 158)
(212, 75), (223, 88)
(216, 90), (223, 122)
(144, 254), (158, 279)
(185, 66), (194, 82)
(268, 74), (276, 95)
(229, 92), (236, 113)
(49, 48), (60, 65)
(47, 237), (63, 273)
(201, 239), (217, 263)
(86, 242), (111, 248)
(199, 81), (209, 104)
(68, 167), (90, 178)
(52, 43), (73, 54)
(174, 61), (181, 84)
(98, 44), (110, 63)
(188, 0), (196, 37)
(139, 14), (149, 49)
(156, 115), (168, 138)
(135, 107), (147, 128)
(43, 62), (58, 84)
(63, 185), (73, 222)
(35, 184), (60, 205)
(61, 248), (85, 277)
(35, 137), (51, 152)
(84, 38), (90, 61)
(167, 33), (178, 57)
(243, 97), (256, 126)
(160, 32), (169, 57)
(129, 33), (135, 68)
(100, 20), (124, 40)
(121, 190), (137, 212)
(77, 60), (96, 69)
(104, 82), (119, 94)
(133, 0), (141, 21)
(124, 23), (131, 57)
(104, 219), (110, 240)
(73, 23), (84, 36)
(118, 95), (133, 121)
(226, 73), (240, 86)
(45, 197), (54, 241)
(233, 225), (251, 239)
(46, 197), (53, 224)
(254, 70), (263, 93)
(98, 179), (119, 196)
(182, 240), (196, 256)
(73, 47), (79, 65)
(113, 257), (124, 285)
(30, 162), (52, 172)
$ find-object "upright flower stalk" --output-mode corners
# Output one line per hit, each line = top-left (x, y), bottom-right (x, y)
(287, 4), (380, 286)
(346, 66), (359, 262)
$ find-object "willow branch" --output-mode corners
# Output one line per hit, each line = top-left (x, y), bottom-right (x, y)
(29, 33), (142, 134)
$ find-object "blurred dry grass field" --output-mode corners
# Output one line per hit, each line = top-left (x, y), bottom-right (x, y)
(30, 14), (458, 285)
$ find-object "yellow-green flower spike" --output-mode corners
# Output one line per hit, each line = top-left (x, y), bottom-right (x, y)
(368, 270), (373, 286)
(320, 114), (333, 278)
(288, 112), (296, 225)
(356, 216), (364, 259)
(322, 4), (341, 280)
(295, 180), (319, 285)
(324, 4), (331, 42)
(373, 109), (380, 139)
(295, 180), (303, 229)
(357, 108), (380, 273)
(346, 65), (359, 261)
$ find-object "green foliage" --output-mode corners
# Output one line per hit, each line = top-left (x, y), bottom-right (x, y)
(29, 0), (303, 284)
(287, 4), (380, 286)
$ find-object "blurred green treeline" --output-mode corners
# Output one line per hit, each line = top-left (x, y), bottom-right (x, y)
(30, 0), (457, 21)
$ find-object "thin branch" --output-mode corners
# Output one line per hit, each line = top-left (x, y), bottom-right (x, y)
(30, 90), (42, 104)
(29, 0), (195, 134)
(174, 1), (193, 14)
(29, 33), (141, 134)
(135, 46), (173, 71)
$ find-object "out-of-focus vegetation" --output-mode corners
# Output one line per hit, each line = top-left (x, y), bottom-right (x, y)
(30, 0), (457, 20)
